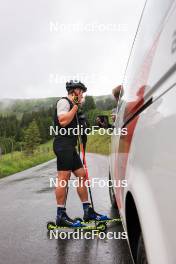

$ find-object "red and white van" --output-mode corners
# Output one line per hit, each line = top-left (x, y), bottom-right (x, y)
(109, 0), (176, 263)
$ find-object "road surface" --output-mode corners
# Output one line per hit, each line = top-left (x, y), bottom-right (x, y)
(0, 153), (133, 264)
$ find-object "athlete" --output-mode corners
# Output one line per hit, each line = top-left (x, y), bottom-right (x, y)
(53, 80), (109, 227)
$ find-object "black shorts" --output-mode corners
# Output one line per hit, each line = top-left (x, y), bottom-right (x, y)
(53, 141), (83, 172)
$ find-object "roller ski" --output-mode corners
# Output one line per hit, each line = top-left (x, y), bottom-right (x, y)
(47, 208), (107, 232)
(74, 203), (121, 228)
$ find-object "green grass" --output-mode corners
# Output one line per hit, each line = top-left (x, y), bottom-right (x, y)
(0, 133), (111, 178)
(86, 133), (111, 156)
(0, 141), (55, 178)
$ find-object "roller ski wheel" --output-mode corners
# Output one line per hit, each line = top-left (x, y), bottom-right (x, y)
(47, 221), (56, 230)
(96, 222), (107, 232)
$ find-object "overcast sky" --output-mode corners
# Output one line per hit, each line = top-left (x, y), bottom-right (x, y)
(0, 0), (145, 99)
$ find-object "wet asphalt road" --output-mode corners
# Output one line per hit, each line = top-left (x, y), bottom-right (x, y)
(0, 153), (133, 264)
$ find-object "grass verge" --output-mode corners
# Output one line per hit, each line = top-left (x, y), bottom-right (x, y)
(86, 133), (111, 156)
(0, 134), (111, 178)
(0, 141), (55, 178)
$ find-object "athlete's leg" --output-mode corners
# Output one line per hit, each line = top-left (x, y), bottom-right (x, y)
(73, 167), (88, 202)
(73, 167), (110, 221)
(72, 148), (110, 221)
(55, 170), (71, 205)
(55, 170), (83, 227)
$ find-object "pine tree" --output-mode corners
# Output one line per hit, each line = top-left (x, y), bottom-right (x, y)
(82, 96), (96, 112)
(24, 120), (41, 155)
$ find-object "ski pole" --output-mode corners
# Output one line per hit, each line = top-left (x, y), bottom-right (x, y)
(75, 113), (96, 226)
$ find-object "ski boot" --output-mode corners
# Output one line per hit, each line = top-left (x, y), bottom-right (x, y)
(56, 209), (84, 228)
(83, 203), (111, 222)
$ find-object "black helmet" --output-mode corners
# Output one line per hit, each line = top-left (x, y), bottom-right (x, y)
(66, 80), (87, 92)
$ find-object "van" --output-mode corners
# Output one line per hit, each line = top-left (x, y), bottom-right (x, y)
(109, 0), (176, 263)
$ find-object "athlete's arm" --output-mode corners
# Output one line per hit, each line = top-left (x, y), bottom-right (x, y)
(59, 105), (78, 127)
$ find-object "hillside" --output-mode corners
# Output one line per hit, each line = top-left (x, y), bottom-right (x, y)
(0, 95), (113, 116)
(0, 98), (58, 117)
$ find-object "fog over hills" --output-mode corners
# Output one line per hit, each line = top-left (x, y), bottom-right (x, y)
(0, 95), (113, 115)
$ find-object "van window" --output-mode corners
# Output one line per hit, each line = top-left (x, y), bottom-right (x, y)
(123, 0), (174, 104)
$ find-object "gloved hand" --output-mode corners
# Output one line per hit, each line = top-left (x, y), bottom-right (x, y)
(72, 95), (80, 105)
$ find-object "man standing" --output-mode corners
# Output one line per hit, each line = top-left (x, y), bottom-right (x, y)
(53, 80), (108, 227)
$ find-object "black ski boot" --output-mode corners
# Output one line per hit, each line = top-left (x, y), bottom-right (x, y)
(56, 210), (84, 228)
(83, 203), (110, 222)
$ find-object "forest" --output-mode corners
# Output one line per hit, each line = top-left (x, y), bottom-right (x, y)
(0, 95), (116, 155)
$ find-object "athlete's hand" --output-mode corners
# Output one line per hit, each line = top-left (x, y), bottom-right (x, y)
(73, 104), (78, 112)
(72, 95), (81, 106)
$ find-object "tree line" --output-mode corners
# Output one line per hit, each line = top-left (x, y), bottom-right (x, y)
(0, 107), (54, 154)
(0, 96), (116, 155)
